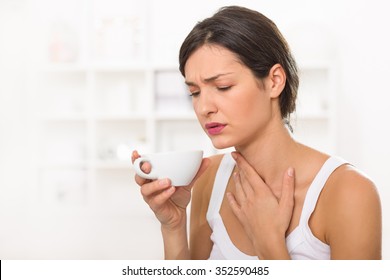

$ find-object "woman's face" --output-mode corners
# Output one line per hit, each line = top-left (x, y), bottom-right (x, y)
(184, 44), (279, 150)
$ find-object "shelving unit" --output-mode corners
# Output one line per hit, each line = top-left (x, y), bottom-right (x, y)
(35, 65), (338, 209)
(35, 66), (218, 207)
(33, 0), (217, 214)
(285, 20), (339, 155)
(29, 1), (338, 259)
(291, 60), (338, 155)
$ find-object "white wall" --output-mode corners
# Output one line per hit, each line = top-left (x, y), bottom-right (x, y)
(336, 0), (390, 257)
(0, 0), (389, 259)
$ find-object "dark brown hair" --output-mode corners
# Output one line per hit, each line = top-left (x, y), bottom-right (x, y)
(179, 6), (299, 121)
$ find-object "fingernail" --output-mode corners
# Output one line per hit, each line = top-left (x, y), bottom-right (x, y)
(159, 179), (169, 186)
(167, 186), (175, 193)
(288, 167), (294, 177)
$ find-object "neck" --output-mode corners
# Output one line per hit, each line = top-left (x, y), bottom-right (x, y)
(234, 120), (299, 196)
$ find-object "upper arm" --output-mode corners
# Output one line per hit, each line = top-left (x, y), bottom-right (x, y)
(189, 185), (213, 259)
(326, 167), (382, 259)
(189, 155), (222, 259)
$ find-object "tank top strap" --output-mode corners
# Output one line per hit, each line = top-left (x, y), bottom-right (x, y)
(300, 156), (348, 223)
(206, 153), (236, 222)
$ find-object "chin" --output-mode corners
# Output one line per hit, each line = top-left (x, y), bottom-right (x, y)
(210, 139), (235, 150)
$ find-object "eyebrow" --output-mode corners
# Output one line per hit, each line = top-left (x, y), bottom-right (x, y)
(185, 72), (233, 86)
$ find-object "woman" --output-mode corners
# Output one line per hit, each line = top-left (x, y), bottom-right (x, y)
(132, 6), (381, 259)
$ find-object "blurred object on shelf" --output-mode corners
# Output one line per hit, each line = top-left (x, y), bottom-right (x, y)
(155, 70), (191, 112)
(98, 137), (148, 162)
(94, 15), (144, 62)
(48, 21), (79, 63)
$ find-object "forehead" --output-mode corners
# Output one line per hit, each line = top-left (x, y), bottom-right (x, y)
(184, 44), (243, 80)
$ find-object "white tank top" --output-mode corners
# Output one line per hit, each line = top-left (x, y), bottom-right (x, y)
(206, 153), (348, 260)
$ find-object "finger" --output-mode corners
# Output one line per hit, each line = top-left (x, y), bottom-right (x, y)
(140, 178), (172, 198)
(226, 192), (242, 219)
(232, 152), (263, 195)
(231, 152), (254, 175)
(279, 167), (295, 212)
(131, 150), (140, 163)
(131, 150), (152, 173)
(132, 150), (147, 186)
(232, 152), (260, 189)
(233, 171), (247, 202)
(231, 152), (254, 196)
(133, 154), (153, 186)
(235, 153), (263, 197)
(134, 172), (152, 186)
(141, 161), (152, 173)
(131, 153), (152, 174)
(236, 168), (257, 198)
(148, 186), (176, 212)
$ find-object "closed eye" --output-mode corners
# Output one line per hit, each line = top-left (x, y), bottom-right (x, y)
(189, 91), (200, 97)
(217, 86), (232, 91)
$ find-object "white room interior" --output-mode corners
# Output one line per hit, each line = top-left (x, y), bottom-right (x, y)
(0, 0), (389, 259)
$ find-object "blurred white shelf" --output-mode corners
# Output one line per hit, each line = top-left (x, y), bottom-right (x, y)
(39, 63), (153, 73)
(152, 63), (179, 71)
(39, 113), (88, 122)
(39, 63), (89, 72)
(90, 62), (152, 72)
(39, 161), (88, 169)
(94, 113), (149, 121)
(93, 160), (132, 170)
(33, 1), (338, 218)
(155, 112), (197, 121)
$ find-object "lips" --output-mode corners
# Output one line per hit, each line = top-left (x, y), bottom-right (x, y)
(205, 122), (226, 135)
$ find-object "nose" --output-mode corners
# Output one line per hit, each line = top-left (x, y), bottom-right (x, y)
(194, 89), (217, 117)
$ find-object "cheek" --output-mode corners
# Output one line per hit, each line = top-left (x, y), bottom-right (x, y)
(234, 92), (263, 115)
(232, 93), (271, 128)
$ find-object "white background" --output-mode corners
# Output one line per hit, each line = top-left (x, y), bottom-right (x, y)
(0, 0), (389, 259)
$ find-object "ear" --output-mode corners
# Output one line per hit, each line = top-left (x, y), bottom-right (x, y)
(267, 64), (286, 98)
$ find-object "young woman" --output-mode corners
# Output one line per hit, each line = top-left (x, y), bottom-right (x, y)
(132, 6), (382, 260)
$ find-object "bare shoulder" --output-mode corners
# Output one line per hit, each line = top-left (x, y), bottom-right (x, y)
(321, 163), (382, 259)
(324, 164), (380, 210)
